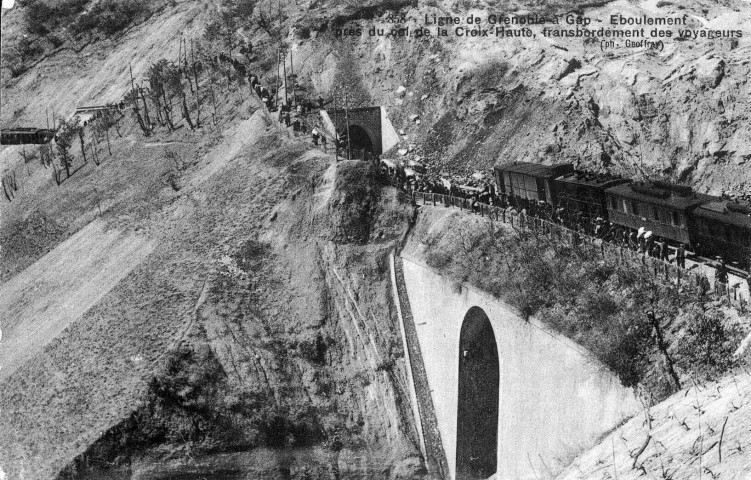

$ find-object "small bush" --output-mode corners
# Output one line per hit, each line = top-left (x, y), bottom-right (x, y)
(23, 0), (88, 34)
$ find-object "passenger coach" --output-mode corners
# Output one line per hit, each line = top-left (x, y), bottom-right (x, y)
(1, 128), (56, 145)
(604, 181), (713, 245)
(691, 199), (751, 268)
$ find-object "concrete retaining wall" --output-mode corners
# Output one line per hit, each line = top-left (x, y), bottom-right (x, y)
(399, 254), (641, 480)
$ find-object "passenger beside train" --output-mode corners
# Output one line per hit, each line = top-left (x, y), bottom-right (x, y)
(660, 240), (671, 263)
(645, 232), (655, 257)
(676, 244), (686, 268)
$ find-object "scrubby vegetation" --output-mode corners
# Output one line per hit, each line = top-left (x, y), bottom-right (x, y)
(424, 216), (746, 399)
(5, 0), (152, 78)
(71, 0), (149, 36)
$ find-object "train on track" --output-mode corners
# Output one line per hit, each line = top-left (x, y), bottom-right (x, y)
(494, 161), (751, 269)
(1, 128), (56, 146)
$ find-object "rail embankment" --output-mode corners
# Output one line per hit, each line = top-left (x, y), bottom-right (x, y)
(404, 205), (750, 402)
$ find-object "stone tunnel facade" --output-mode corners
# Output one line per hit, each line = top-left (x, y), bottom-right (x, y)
(330, 106), (384, 155)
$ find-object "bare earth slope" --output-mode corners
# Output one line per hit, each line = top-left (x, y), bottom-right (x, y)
(0, 98), (422, 478)
(555, 371), (751, 480)
(0, 218), (155, 381)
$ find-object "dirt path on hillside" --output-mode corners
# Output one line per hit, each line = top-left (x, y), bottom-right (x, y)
(0, 219), (155, 381)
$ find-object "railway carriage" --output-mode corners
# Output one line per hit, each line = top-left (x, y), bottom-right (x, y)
(1, 128), (56, 145)
(604, 182), (714, 245)
(494, 162), (573, 206)
(554, 171), (630, 221)
(691, 200), (751, 268)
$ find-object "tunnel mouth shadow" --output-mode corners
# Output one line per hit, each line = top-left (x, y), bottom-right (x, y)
(456, 306), (499, 480)
(345, 124), (373, 157)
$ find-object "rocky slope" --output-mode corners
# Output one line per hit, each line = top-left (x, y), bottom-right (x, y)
(4, 0), (751, 197)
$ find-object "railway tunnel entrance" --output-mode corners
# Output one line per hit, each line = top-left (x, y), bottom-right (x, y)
(323, 106), (400, 158)
(456, 306), (499, 480)
(344, 124), (374, 154)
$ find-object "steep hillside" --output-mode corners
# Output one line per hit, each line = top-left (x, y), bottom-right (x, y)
(555, 369), (751, 480)
(284, 0), (751, 194)
(0, 102), (424, 479)
(4, 0), (751, 192)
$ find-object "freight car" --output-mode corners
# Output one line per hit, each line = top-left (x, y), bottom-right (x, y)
(691, 199), (751, 269)
(494, 162), (574, 206)
(604, 181), (714, 246)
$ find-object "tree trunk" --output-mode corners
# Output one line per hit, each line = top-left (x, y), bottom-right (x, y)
(192, 42), (201, 127)
(211, 87), (218, 126)
(52, 160), (62, 185)
(152, 93), (166, 126)
(162, 90), (175, 130)
(140, 88), (152, 131)
(132, 106), (149, 135)
(79, 132), (87, 164)
(3, 176), (14, 201)
(181, 92), (195, 129)
(648, 311), (681, 391)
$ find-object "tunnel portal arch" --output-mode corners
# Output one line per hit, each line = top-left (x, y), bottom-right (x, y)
(330, 106), (384, 156)
(456, 306), (499, 480)
(345, 124), (374, 154)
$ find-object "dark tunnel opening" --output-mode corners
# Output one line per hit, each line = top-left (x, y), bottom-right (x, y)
(342, 124), (373, 158)
(456, 306), (499, 480)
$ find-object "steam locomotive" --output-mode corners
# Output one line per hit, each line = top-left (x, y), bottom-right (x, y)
(494, 161), (751, 269)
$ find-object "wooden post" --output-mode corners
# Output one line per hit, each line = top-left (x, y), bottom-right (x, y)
(290, 48), (296, 107)
(333, 92), (339, 161)
(275, 47), (280, 110)
(344, 92), (351, 160)
(282, 46), (288, 107)
(191, 39), (201, 128)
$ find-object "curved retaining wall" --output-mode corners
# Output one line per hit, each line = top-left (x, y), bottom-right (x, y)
(397, 253), (641, 480)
